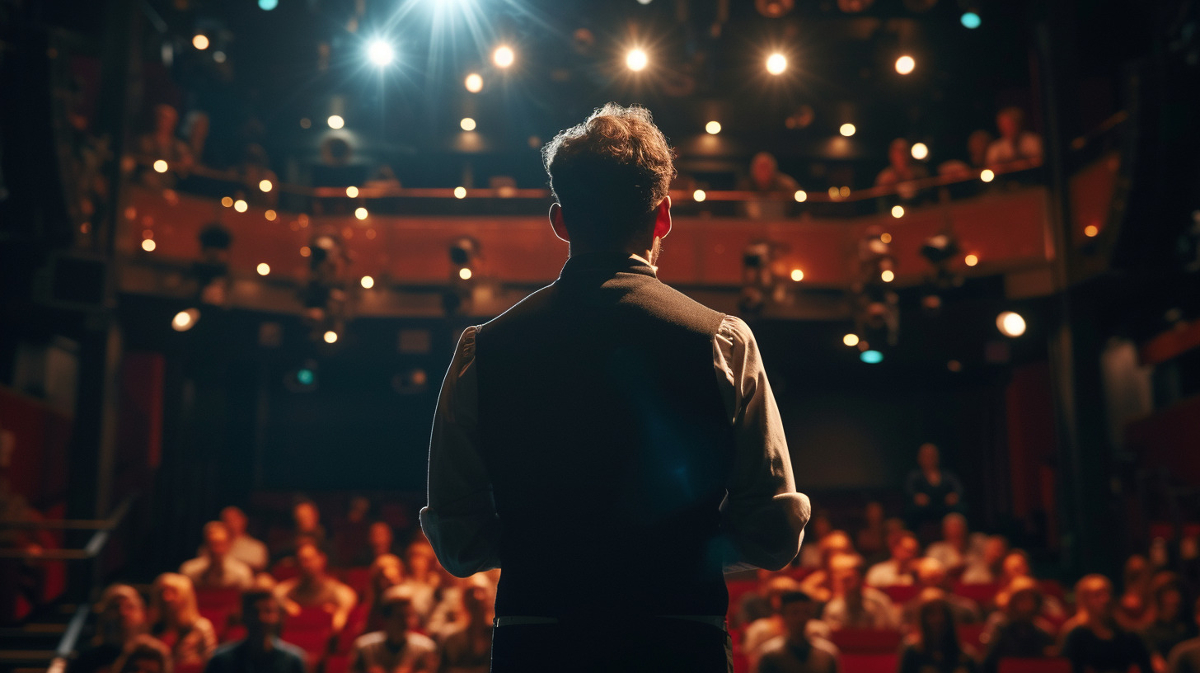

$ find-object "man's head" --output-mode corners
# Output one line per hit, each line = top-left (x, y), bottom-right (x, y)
(889, 138), (911, 170)
(864, 501), (885, 525)
(967, 130), (993, 166)
(778, 591), (816, 640)
(293, 500), (320, 533)
(996, 107), (1025, 140)
(202, 521), (231, 561)
(97, 584), (146, 645)
(982, 535), (1010, 566)
(370, 553), (405, 593)
(917, 442), (940, 470)
(220, 506), (247, 538)
(1076, 574), (1113, 619)
(405, 541), (435, 578)
(1003, 577), (1043, 622)
(369, 521), (393, 555)
(1002, 550), (1031, 581)
(295, 541), (326, 580)
(542, 103), (675, 257)
(1150, 572), (1184, 623)
(890, 531), (920, 564)
(764, 576), (802, 613)
(819, 531), (853, 569)
(114, 636), (172, 673)
(379, 585), (417, 641)
(830, 553), (865, 598)
(242, 590), (283, 638)
(942, 513), (967, 543)
(750, 152), (779, 188)
(914, 557), (948, 589)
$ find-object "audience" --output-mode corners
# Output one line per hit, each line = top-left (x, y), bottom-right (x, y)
(899, 596), (978, 673)
(799, 531), (855, 603)
(798, 511), (832, 569)
(875, 138), (930, 201)
(754, 591), (839, 673)
(1168, 597), (1200, 673)
(741, 152), (800, 219)
(204, 591), (306, 673)
(1118, 555), (1156, 630)
(905, 443), (965, 540)
(1060, 574), (1154, 673)
(984, 107), (1044, 166)
(349, 586), (437, 673)
(437, 581), (494, 673)
(961, 536), (1010, 585)
(980, 577), (1056, 673)
(855, 502), (888, 565)
(112, 636), (174, 673)
(865, 531), (920, 587)
(220, 507), (268, 572)
(363, 553), (405, 633)
(1142, 573), (1197, 671)
(273, 541), (357, 632)
(71, 584), (148, 673)
(181, 522), (255, 590)
(398, 541), (439, 623)
(926, 514), (982, 576)
(743, 576), (806, 667)
(147, 573), (218, 670)
(903, 558), (981, 627)
(822, 553), (899, 630)
(366, 522), (396, 562)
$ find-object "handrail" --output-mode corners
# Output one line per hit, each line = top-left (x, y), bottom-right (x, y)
(0, 495), (135, 560)
(45, 604), (91, 673)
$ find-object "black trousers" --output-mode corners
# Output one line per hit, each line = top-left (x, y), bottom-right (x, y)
(489, 617), (732, 673)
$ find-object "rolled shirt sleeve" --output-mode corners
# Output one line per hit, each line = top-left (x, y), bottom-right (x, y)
(713, 315), (811, 571)
(419, 326), (503, 577)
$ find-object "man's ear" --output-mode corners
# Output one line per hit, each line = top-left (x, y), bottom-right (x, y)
(653, 196), (672, 240)
(550, 203), (570, 243)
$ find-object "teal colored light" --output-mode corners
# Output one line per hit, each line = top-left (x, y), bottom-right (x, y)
(961, 12), (981, 29)
(860, 350), (884, 364)
(296, 369), (314, 385)
(259, 0), (278, 10)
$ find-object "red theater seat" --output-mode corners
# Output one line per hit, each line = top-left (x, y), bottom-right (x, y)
(957, 624), (986, 651)
(334, 605), (370, 653)
(841, 654), (899, 673)
(997, 658), (1072, 673)
(323, 654), (350, 673)
(340, 568), (371, 599)
(830, 629), (903, 654)
(954, 582), (1001, 607)
(882, 585), (921, 604)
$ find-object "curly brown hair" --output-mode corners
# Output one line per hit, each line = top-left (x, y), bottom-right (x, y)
(542, 103), (675, 245)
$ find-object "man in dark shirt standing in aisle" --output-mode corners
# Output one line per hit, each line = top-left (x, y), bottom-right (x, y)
(204, 591), (307, 673)
(420, 103), (811, 673)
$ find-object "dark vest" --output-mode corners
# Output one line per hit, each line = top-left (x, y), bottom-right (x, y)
(474, 252), (736, 619)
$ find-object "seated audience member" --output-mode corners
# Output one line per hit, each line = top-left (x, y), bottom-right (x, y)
(363, 554), (404, 633)
(367, 522), (395, 562)
(148, 573), (217, 669)
(875, 138), (930, 201)
(822, 553), (899, 630)
(333, 497), (373, 567)
(398, 542), (439, 623)
(985, 107), (1044, 166)
(220, 507), (268, 572)
(899, 596), (978, 673)
(1118, 555), (1156, 631)
(349, 586), (437, 673)
(799, 510), (833, 569)
(240, 144), (279, 208)
(866, 531), (920, 587)
(904, 444), (965, 540)
(1143, 573), (1197, 670)
(1061, 574), (1154, 673)
(902, 559), (981, 627)
(996, 551), (1066, 620)
(181, 522), (255, 590)
(71, 584), (148, 673)
(112, 636), (173, 673)
(738, 569), (787, 628)
(926, 514), (982, 576)
(137, 104), (193, 188)
(744, 577), (806, 667)
(740, 152), (801, 219)
(799, 531), (855, 603)
(438, 582), (494, 673)
(273, 541), (357, 632)
(981, 577), (1056, 673)
(856, 502), (889, 565)
(938, 130), (995, 180)
(962, 536), (1009, 585)
(1168, 597), (1200, 673)
(754, 591), (839, 673)
(204, 591), (306, 673)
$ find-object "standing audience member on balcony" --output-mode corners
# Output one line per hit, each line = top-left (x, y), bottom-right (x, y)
(822, 553), (898, 630)
(938, 130), (995, 181)
(926, 514), (981, 576)
(865, 531), (920, 587)
(71, 585), (148, 673)
(754, 591), (838, 673)
(905, 444), (965, 543)
(902, 558), (981, 627)
(980, 577), (1056, 673)
(799, 531), (855, 603)
(181, 522), (255, 590)
(962, 536), (1010, 585)
(985, 107), (1044, 167)
(220, 507), (268, 572)
(856, 502), (888, 565)
(899, 597), (978, 673)
(875, 138), (930, 202)
(740, 152), (800, 219)
(137, 104), (194, 188)
(112, 636), (174, 673)
(1142, 573), (1197, 671)
(1168, 597), (1200, 673)
(349, 587), (437, 673)
(204, 591), (307, 673)
(1061, 574), (1154, 673)
(148, 573), (218, 670)
(438, 582), (494, 673)
(274, 541), (357, 633)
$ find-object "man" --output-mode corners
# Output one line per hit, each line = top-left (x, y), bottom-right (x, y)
(821, 553), (898, 630)
(220, 507), (268, 572)
(900, 557), (980, 627)
(925, 513), (980, 575)
(981, 577), (1055, 673)
(962, 535), (1010, 585)
(1168, 597), (1200, 673)
(864, 531), (919, 587)
(421, 103), (810, 673)
(205, 591), (307, 673)
(755, 592), (839, 673)
(273, 541), (357, 632)
(743, 577), (832, 672)
(349, 586), (437, 673)
(904, 443), (965, 538)
(740, 152), (800, 219)
(875, 138), (930, 201)
(985, 107), (1044, 166)
(181, 521), (255, 590)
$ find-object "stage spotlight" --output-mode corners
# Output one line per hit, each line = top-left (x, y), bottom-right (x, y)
(693, 189), (707, 202)
(860, 350), (884, 364)
(327, 115), (345, 130)
(843, 333), (860, 347)
(465, 73), (483, 93)
(460, 117), (477, 131)
(911, 143), (929, 160)
(265, 210), (277, 221)
(259, 179), (273, 192)
(453, 186), (467, 199)
(895, 55), (916, 75)
(1084, 224), (1099, 237)
(192, 35), (209, 50)
(706, 121), (721, 134)
(790, 269), (804, 282)
(881, 269), (895, 282)
(493, 45), (515, 68)
(360, 275), (375, 289)
(636, 0), (652, 4)
(961, 12), (981, 29)
(980, 169), (995, 182)
(626, 48), (648, 71)
(346, 186), (359, 198)
(766, 53), (787, 75)
(367, 40), (394, 67)
(355, 207), (368, 220)
(142, 239), (156, 252)
(234, 199), (248, 213)
(221, 196), (233, 207)
(172, 308), (200, 332)
(965, 254), (979, 266)
(257, 263), (270, 276)
(322, 330), (339, 344)
(891, 205), (905, 218)
(794, 190), (807, 202)
(153, 160), (168, 173)
(459, 268), (473, 280)
(997, 311), (1026, 337)
(840, 123), (856, 137)
(258, 0), (278, 9)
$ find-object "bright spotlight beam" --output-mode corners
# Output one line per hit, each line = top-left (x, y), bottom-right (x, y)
(367, 40), (395, 66)
(626, 48), (648, 72)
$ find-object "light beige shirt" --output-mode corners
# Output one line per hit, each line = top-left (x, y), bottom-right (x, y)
(420, 255), (810, 578)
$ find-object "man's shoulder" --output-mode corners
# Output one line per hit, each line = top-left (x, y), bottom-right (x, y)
(272, 640), (309, 663)
(758, 635), (789, 657)
(180, 556), (207, 575)
(352, 631), (386, 650)
(406, 632), (437, 654)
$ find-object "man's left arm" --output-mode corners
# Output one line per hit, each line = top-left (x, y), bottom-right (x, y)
(419, 326), (502, 578)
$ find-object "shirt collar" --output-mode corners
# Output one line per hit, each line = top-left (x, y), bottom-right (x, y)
(558, 251), (658, 281)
